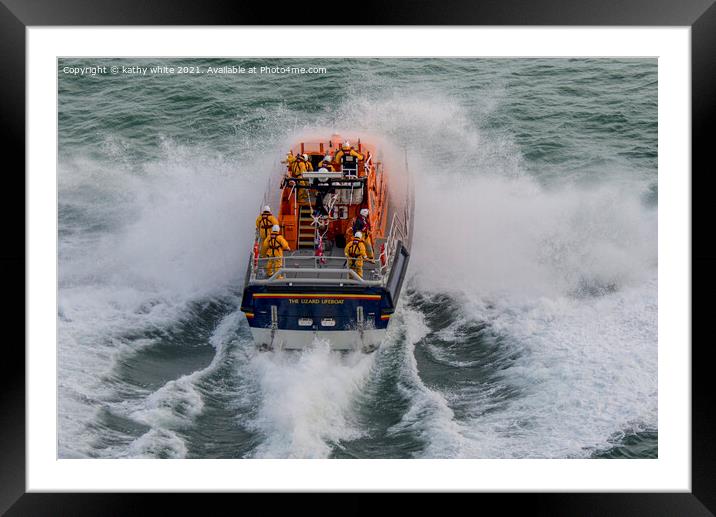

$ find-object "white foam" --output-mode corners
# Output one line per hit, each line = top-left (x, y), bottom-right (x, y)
(128, 376), (205, 430)
(61, 304), (243, 458)
(402, 177), (658, 457)
(386, 308), (474, 458)
(456, 276), (658, 458)
(126, 428), (188, 459)
(58, 284), (188, 457)
(404, 172), (659, 457)
(58, 137), (261, 456)
(246, 341), (375, 458)
(117, 309), (244, 458)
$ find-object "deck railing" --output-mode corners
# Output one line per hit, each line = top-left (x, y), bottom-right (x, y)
(248, 254), (383, 285)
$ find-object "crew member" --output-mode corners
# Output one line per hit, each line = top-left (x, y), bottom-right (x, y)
(334, 141), (363, 163)
(344, 231), (368, 279)
(304, 153), (315, 171)
(285, 152), (314, 177)
(314, 190), (328, 217)
(261, 224), (291, 279)
(334, 141), (363, 175)
(285, 151), (300, 177)
(285, 152), (312, 202)
(255, 205), (279, 243)
(319, 155), (335, 172)
(346, 208), (374, 259)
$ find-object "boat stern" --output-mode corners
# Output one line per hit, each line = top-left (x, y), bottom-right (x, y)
(241, 287), (394, 352)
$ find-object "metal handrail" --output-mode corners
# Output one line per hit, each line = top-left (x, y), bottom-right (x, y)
(251, 275), (382, 286)
(255, 255), (372, 265)
(249, 253), (381, 282)
(381, 208), (409, 276)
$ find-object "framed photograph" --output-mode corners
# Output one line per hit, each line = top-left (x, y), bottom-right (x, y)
(5, 0), (713, 513)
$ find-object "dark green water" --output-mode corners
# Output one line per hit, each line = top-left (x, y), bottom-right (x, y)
(58, 58), (657, 459)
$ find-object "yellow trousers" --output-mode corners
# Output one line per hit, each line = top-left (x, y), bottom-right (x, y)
(297, 179), (309, 203)
(364, 236), (374, 260)
(265, 257), (283, 278)
(347, 257), (364, 278)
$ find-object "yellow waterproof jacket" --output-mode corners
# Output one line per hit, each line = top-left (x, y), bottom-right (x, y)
(255, 212), (279, 240)
(334, 148), (363, 163)
(344, 238), (367, 259)
(262, 233), (290, 257)
(286, 154), (300, 176)
(319, 162), (335, 171)
(286, 154), (313, 176)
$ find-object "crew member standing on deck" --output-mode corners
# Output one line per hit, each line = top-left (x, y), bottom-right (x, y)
(346, 208), (374, 259)
(296, 153), (313, 174)
(285, 152), (313, 177)
(334, 140), (363, 176)
(255, 205), (279, 243)
(285, 151), (300, 177)
(334, 141), (364, 164)
(301, 153), (314, 172)
(319, 155), (335, 172)
(285, 152), (312, 202)
(345, 231), (368, 279)
(297, 153), (313, 203)
(261, 224), (290, 279)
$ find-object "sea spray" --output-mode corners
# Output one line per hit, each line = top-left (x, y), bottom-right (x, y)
(247, 340), (375, 458)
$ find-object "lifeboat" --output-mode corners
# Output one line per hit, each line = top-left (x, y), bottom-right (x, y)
(240, 134), (413, 352)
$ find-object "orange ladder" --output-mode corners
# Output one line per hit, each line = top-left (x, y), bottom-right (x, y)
(297, 204), (315, 249)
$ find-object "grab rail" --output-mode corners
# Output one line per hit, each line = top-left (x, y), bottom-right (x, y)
(249, 253), (382, 284)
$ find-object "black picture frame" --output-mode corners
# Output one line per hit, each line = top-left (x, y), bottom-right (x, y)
(3, 0), (713, 513)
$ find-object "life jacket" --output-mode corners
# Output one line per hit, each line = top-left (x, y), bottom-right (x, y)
(347, 239), (363, 258)
(266, 234), (283, 256)
(259, 213), (273, 232)
(341, 149), (359, 175)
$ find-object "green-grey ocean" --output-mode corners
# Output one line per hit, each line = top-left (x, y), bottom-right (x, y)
(58, 58), (657, 459)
